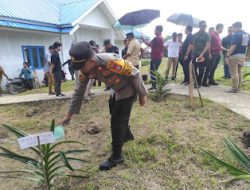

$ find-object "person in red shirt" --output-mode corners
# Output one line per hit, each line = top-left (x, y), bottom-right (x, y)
(204, 24), (224, 86)
(142, 25), (164, 90)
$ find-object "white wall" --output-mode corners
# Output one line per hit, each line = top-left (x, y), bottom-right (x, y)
(0, 29), (60, 88)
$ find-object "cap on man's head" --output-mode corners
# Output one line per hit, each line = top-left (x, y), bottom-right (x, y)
(69, 41), (94, 70)
(126, 32), (134, 39)
(103, 39), (111, 46)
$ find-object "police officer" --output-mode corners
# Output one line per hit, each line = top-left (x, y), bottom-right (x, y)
(60, 41), (148, 170)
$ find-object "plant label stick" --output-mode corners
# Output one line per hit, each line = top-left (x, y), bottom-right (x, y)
(18, 132), (55, 149)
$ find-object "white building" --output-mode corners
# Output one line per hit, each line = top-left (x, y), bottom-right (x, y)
(0, 0), (124, 87)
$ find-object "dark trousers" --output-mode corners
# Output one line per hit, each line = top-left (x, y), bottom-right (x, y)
(223, 56), (231, 78)
(192, 55), (208, 86)
(180, 56), (191, 83)
(150, 59), (162, 86)
(207, 54), (221, 82)
(54, 71), (62, 95)
(109, 95), (135, 158)
(24, 79), (33, 90)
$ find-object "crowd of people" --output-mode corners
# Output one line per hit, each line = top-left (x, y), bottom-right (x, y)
(141, 21), (250, 93)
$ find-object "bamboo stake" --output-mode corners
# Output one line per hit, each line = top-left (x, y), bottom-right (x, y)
(192, 64), (204, 107)
(189, 62), (195, 111)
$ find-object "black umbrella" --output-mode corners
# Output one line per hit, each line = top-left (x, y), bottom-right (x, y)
(119, 9), (160, 27)
(167, 13), (200, 28)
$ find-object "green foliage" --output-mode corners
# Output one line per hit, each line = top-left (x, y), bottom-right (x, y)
(0, 120), (88, 190)
(200, 138), (250, 184)
(151, 71), (170, 101)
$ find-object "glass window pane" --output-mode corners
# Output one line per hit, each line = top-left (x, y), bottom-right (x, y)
(23, 47), (31, 66)
(39, 48), (45, 67)
(32, 48), (39, 69)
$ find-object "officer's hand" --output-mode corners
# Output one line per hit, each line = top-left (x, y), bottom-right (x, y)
(60, 113), (73, 126)
(184, 55), (188, 61)
(139, 96), (147, 106)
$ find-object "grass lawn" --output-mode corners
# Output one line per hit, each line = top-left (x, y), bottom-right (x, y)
(0, 94), (249, 189)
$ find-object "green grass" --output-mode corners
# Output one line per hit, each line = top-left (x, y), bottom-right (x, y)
(0, 94), (250, 189)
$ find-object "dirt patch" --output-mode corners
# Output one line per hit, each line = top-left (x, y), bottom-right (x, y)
(86, 121), (101, 135)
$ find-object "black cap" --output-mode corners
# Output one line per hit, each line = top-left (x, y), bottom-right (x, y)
(126, 32), (134, 38)
(69, 41), (94, 70)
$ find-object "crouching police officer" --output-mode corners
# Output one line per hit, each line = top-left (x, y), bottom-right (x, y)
(61, 42), (148, 171)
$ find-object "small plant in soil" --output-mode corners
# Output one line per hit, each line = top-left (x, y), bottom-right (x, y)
(201, 138), (250, 185)
(150, 71), (170, 101)
(0, 120), (88, 190)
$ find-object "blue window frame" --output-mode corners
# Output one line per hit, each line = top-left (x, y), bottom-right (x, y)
(22, 46), (45, 69)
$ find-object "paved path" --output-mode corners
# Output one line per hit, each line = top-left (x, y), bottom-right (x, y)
(168, 84), (250, 120)
(1, 84), (250, 120)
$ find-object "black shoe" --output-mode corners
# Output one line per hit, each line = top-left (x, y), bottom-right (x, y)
(209, 81), (219, 85)
(99, 156), (124, 171)
(56, 93), (65, 97)
(202, 83), (210, 87)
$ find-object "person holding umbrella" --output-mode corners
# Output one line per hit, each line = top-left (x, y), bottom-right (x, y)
(142, 25), (164, 90)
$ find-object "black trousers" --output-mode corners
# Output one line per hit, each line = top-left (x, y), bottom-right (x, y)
(109, 94), (136, 158)
(24, 79), (33, 90)
(208, 54), (221, 82)
(180, 56), (192, 83)
(54, 71), (62, 95)
(192, 55), (209, 86)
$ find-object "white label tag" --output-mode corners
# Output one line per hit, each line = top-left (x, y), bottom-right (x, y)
(18, 132), (55, 149)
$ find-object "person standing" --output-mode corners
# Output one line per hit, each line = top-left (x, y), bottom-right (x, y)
(103, 39), (119, 91)
(165, 32), (181, 80)
(181, 25), (193, 85)
(189, 20), (210, 87)
(206, 24), (224, 86)
(20, 62), (34, 90)
(142, 25), (164, 90)
(175, 33), (183, 79)
(103, 39), (119, 55)
(222, 26), (233, 79)
(51, 41), (65, 97)
(123, 32), (141, 69)
(0, 65), (9, 96)
(226, 22), (250, 93)
(122, 39), (129, 57)
(60, 41), (148, 171)
(44, 45), (55, 94)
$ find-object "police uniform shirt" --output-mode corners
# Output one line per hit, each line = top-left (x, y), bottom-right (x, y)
(69, 53), (148, 114)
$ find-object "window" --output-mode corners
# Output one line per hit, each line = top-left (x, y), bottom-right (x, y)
(22, 46), (45, 69)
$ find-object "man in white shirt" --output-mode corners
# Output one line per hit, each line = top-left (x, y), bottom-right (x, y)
(123, 32), (142, 69)
(165, 32), (181, 80)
